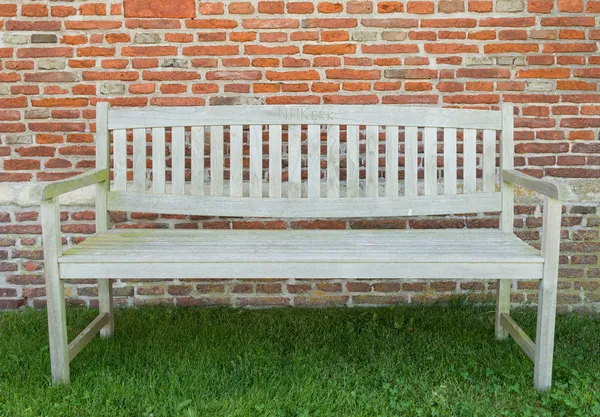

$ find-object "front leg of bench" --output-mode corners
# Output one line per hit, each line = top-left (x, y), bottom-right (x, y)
(41, 197), (70, 384)
(533, 196), (561, 391)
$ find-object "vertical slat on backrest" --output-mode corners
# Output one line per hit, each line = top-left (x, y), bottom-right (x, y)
(113, 129), (127, 192)
(95, 102), (110, 233)
(210, 126), (224, 196)
(191, 126), (204, 196)
(424, 127), (437, 196)
(385, 126), (399, 197)
(463, 128), (477, 193)
(327, 125), (340, 198)
(346, 125), (359, 198)
(171, 126), (185, 195)
(366, 125), (379, 197)
(269, 125), (282, 198)
(404, 126), (418, 197)
(288, 125), (302, 198)
(249, 125), (262, 198)
(152, 127), (166, 194)
(230, 125), (243, 197)
(132, 128), (146, 193)
(307, 124), (320, 198)
(483, 129), (496, 193)
(443, 128), (457, 195)
(500, 103), (515, 233)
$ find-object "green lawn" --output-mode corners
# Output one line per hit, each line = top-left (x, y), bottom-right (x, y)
(1, 304), (600, 417)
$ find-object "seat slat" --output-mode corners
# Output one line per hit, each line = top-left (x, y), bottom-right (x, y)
(151, 127), (166, 194)
(366, 125), (379, 197)
(191, 126), (204, 196)
(249, 125), (262, 198)
(171, 126), (185, 195)
(346, 125), (360, 198)
(307, 124), (321, 198)
(424, 127), (437, 196)
(404, 126), (418, 197)
(210, 125), (224, 196)
(463, 128), (477, 194)
(288, 125), (302, 198)
(132, 128), (146, 193)
(385, 126), (399, 197)
(269, 125), (282, 198)
(443, 127), (457, 195)
(113, 129), (127, 192)
(483, 129), (496, 193)
(327, 125), (340, 198)
(230, 125), (243, 197)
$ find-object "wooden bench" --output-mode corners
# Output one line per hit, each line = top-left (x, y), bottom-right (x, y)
(40, 103), (569, 391)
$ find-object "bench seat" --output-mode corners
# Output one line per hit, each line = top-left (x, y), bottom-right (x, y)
(59, 229), (544, 280)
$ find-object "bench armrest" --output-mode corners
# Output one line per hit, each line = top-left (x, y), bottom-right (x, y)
(41, 168), (108, 201)
(502, 169), (571, 201)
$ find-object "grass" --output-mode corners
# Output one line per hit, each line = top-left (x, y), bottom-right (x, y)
(1, 304), (600, 417)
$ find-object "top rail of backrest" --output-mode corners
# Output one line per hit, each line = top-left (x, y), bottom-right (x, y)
(106, 105), (503, 131)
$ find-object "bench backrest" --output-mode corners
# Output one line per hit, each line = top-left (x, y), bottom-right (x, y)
(96, 103), (514, 219)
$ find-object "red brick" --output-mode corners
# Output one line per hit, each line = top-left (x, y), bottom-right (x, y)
(124, 0), (196, 18)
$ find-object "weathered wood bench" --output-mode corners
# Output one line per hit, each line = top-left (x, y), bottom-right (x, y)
(40, 103), (569, 391)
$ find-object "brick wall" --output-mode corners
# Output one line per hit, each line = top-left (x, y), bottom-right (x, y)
(0, 0), (599, 311)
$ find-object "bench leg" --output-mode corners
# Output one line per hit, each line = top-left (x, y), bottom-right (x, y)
(534, 197), (561, 392)
(42, 198), (70, 384)
(495, 280), (510, 340)
(98, 279), (114, 338)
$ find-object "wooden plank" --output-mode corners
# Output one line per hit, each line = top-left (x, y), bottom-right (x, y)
(443, 127), (457, 195)
(327, 125), (340, 198)
(95, 102), (110, 233)
(499, 103), (514, 234)
(500, 313), (535, 361)
(210, 125), (224, 196)
(346, 125), (359, 198)
(502, 169), (570, 200)
(230, 125), (243, 197)
(424, 127), (437, 196)
(152, 127), (166, 194)
(113, 129), (127, 192)
(191, 126), (204, 196)
(288, 125), (302, 198)
(496, 103), (514, 340)
(41, 169), (108, 200)
(366, 125), (379, 197)
(61, 262), (543, 280)
(249, 125), (262, 198)
(41, 197), (70, 384)
(534, 196), (562, 391)
(171, 126), (185, 195)
(108, 190), (502, 218)
(483, 129), (496, 193)
(108, 105), (502, 130)
(68, 313), (109, 361)
(385, 125), (399, 197)
(269, 125), (282, 198)
(463, 128), (477, 194)
(404, 126), (418, 197)
(307, 124), (321, 198)
(132, 128), (146, 193)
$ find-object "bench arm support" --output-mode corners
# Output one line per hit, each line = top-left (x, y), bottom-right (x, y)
(502, 169), (571, 201)
(41, 168), (108, 201)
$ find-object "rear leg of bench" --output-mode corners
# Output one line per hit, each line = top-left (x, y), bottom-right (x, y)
(495, 280), (510, 340)
(98, 279), (114, 338)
